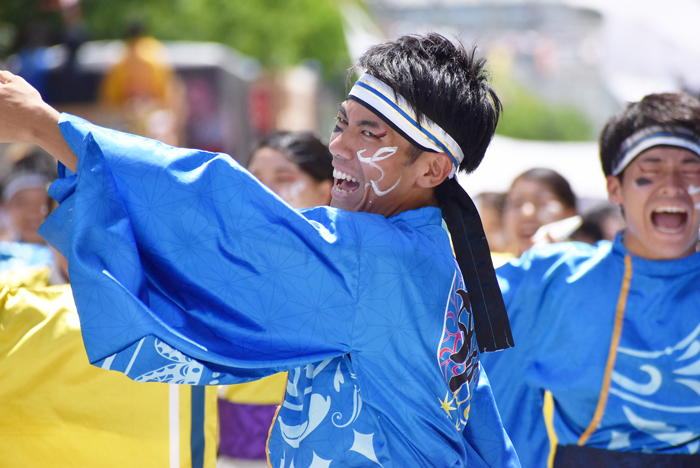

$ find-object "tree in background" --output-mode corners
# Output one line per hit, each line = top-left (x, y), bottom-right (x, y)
(0, 0), (350, 79)
(494, 78), (593, 141)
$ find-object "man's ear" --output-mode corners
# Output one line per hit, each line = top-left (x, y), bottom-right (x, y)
(416, 152), (453, 189)
(606, 175), (623, 205)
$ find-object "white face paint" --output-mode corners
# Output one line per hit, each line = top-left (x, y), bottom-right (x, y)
(537, 200), (565, 223)
(279, 179), (308, 207)
(356, 146), (401, 197)
(689, 185), (700, 210)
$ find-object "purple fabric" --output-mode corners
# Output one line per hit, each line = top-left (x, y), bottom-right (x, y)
(218, 399), (279, 460)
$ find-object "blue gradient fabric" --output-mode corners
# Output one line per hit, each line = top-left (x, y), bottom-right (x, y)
(481, 238), (700, 467)
(39, 114), (519, 468)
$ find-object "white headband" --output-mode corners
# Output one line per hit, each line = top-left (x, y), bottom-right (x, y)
(2, 173), (51, 203)
(348, 73), (464, 178)
(612, 125), (700, 176)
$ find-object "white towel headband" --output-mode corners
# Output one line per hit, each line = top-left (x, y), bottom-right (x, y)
(612, 125), (700, 176)
(2, 173), (51, 203)
(348, 73), (464, 178)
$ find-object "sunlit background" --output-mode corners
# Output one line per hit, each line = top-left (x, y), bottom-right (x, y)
(1, 0), (698, 207)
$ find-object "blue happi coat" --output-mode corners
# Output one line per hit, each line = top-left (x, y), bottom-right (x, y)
(40, 115), (519, 468)
(481, 239), (700, 467)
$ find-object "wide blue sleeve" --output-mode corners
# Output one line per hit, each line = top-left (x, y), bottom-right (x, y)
(39, 114), (367, 385)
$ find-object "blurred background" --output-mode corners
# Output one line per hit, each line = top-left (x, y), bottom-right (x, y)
(0, 0), (698, 225)
(1, 3), (697, 466)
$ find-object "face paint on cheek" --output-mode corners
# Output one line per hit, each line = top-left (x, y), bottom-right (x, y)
(689, 185), (700, 210)
(521, 202), (535, 217)
(537, 201), (564, 223)
(279, 180), (308, 206)
(633, 177), (653, 188)
(357, 147), (401, 196)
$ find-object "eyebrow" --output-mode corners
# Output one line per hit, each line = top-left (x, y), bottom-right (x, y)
(356, 119), (381, 129)
(337, 103), (382, 129)
(274, 167), (298, 174)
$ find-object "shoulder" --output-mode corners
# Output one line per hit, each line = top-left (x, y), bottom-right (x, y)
(499, 240), (612, 281)
(496, 240), (615, 310)
(301, 205), (448, 245)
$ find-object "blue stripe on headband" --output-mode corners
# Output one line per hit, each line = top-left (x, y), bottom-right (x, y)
(613, 127), (700, 175)
(354, 81), (460, 170)
(624, 131), (697, 152)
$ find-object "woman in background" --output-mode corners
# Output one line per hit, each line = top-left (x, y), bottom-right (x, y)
(247, 131), (333, 208)
(503, 168), (579, 257)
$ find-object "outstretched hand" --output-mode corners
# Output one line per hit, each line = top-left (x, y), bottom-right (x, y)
(0, 70), (51, 142)
(0, 70), (78, 171)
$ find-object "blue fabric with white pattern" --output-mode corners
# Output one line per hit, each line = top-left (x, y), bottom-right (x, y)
(40, 114), (519, 468)
(481, 239), (700, 468)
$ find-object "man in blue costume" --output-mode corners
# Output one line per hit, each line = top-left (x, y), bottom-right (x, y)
(0, 34), (519, 467)
(480, 92), (700, 468)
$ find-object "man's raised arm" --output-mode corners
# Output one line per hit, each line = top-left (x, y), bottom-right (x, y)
(0, 70), (78, 172)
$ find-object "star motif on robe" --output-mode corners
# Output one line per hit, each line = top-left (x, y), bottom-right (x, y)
(439, 391), (456, 416)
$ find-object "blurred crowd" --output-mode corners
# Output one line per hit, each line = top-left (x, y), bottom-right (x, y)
(4, 12), (699, 468)
(0, 115), (625, 468)
(476, 167), (625, 267)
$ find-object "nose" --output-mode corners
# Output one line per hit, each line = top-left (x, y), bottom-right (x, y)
(659, 170), (687, 197)
(329, 131), (351, 161)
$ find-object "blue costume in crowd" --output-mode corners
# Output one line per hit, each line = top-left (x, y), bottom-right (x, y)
(0, 241), (53, 273)
(481, 238), (700, 467)
(40, 115), (519, 468)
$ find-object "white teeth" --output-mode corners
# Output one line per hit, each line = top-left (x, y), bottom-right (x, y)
(654, 207), (687, 214)
(333, 169), (357, 182)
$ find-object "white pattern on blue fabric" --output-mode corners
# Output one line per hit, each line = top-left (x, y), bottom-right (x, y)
(42, 114), (519, 468)
(134, 339), (204, 385)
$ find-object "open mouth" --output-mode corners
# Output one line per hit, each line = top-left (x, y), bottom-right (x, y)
(333, 169), (360, 194)
(651, 206), (688, 233)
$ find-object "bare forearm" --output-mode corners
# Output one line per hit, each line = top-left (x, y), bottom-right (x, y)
(28, 106), (78, 172)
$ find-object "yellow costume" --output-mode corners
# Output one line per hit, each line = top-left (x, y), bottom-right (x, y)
(0, 283), (218, 467)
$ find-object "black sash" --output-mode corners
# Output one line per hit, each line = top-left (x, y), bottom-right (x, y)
(436, 178), (513, 353)
(554, 444), (700, 468)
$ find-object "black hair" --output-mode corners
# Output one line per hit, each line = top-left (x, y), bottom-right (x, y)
(571, 219), (604, 245)
(510, 168), (577, 210)
(353, 33), (501, 173)
(249, 131), (334, 183)
(577, 203), (623, 242)
(600, 93), (700, 177)
(476, 191), (507, 214)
